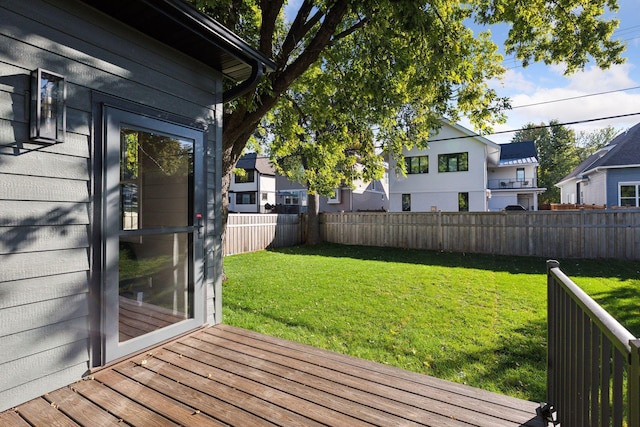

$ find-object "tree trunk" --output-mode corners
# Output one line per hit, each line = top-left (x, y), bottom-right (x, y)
(306, 192), (322, 245)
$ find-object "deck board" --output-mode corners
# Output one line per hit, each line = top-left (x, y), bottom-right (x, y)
(3, 324), (545, 426)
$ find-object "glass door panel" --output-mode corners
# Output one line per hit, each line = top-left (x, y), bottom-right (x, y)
(118, 128), (194, 343)
(103, 106), (204, 363)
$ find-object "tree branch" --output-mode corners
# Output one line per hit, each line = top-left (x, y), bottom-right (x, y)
(274, 1), (349, 92)
(259, 0), (284, 57)
(330, 15), (369, 43)
(279, 0), (322, 62)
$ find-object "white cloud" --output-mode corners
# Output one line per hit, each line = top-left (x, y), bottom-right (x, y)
(493, 68), (537, 94)
(485, 63), (640, 143)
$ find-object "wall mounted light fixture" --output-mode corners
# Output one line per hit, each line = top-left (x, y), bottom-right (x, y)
(30, 68), (65, 144)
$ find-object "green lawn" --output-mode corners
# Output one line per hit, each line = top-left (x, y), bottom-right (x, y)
(222, 243), (640, 402)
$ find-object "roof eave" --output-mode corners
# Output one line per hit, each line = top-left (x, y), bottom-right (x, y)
(79, 0), (276, 83)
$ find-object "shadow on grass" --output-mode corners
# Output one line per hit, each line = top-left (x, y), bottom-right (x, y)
(589, 285), (640, 336)
(432, 318), (548, 403)
(268, 243), (640, 281)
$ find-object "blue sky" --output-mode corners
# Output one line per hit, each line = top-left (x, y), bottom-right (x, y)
(283, 1), (640, 144)
(474, 0), (640, 143)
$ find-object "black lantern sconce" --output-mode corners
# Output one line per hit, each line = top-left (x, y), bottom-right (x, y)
(30, 68), (66, 144)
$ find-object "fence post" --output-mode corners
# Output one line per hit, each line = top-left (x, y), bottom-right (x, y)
(630, 339), (640, 427)
(437, 210), (443, 250)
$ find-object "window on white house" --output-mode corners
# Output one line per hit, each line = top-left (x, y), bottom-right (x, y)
(261, 192), (268, 201)
(619, 183), (640, 207)
(402, 194), (411, 211)
(458, 192), (469, 211)
(438, 152), (468, 172)
(405, 156), (428, 174)
(236, 192), (256, 204)
(234, 169), (255, 183)
(516, 168), (525, 182)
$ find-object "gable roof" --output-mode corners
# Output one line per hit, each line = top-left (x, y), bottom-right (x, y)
(80, 0), (276, 94)
(438, 119), (501, 165)
(236, 153), (275, 176)
(498, 140), (538, 166)
(557, 122), (640, 185)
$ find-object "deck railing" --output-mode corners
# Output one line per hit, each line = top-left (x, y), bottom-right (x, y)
(488, 177), (538, 189)
(546, 260), (640, 426)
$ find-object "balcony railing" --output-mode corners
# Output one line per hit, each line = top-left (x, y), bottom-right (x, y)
(488, 178), (538, 189)
(546, 260), (640, 427)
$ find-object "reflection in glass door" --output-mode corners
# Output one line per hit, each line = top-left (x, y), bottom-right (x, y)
(103, 107), (204, 363)
(118, 128), (194, 341)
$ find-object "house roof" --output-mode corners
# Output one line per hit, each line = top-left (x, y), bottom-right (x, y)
(439, 119), (502, 165)
(498, 141), (538, 166)
(237, 153), (275, 176)
(80, 0), (276, 83)
(557, 122), (640, 185)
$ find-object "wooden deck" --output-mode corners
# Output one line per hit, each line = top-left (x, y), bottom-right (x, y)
(1, 324), (545, 426)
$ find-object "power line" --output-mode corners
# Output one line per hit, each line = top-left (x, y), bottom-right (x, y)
(510, 85), (640, 109)
(426, 111), (640, 142)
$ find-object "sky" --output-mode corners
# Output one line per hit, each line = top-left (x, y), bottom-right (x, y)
(467, 0), (640, 144)
(283, 0), (640, 144)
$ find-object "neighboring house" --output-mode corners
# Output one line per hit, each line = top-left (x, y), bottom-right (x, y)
(556, 122), (640, 207)
(274, 165), (389, 213)
(229, 153), (276, 213)
(389, 121), (543, 212)
(487, 140), (545, 211)
(0, 0), (273, 412)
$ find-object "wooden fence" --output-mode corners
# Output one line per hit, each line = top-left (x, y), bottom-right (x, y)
(321, 210), (640, 260)
(224, 214), (304, 256)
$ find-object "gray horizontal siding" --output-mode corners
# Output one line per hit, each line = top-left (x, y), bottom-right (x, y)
(0, 248), (89, 283)
(0, 119), (91, 158)
(0, 174), (89, 202)
(0, 225), (89, 255)
(1, 339), (89, 391)
(0, 363), (88, 412)
(0, 271), (89, 309)
(0, 201), (90, 226)
(0, 316), (88, 365)
(0, 0), (223, 412)
(0, 292), (88, 337)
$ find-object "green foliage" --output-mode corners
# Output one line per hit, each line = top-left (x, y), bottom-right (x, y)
(512, 121), (580, 204)
(223, 244), (640, 401)
(187, 0), (625, 200)
(575, 125), (620, 162)
(473, 0), (625, 74)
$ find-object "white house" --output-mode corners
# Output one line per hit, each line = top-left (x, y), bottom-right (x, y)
(275, 164), (389, 213)
(389, 121), (543, 212)
(229, 153), (277, 213)
(556, 122), (640, 207)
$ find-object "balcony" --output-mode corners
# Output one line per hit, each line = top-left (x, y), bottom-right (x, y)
(488, 178), (538, 190)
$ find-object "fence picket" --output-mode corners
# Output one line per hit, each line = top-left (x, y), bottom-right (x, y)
(321, 211), (640, 260)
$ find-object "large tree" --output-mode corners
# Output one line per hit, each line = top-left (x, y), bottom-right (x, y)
(191, 0), (624, 221)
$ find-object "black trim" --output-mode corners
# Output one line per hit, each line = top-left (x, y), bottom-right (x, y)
(79, 0), (275, 82)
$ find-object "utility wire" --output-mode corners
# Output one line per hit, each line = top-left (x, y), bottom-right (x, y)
(427, 111), (640, 142)
(510, 85), (640, 109)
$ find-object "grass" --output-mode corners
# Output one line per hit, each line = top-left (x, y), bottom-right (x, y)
(222, 243), (640, 402)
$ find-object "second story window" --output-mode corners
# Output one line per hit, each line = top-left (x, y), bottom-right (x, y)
(438, 152), (468, 173)
(516, 168), (525, 182)
(405, 156), (429, 174)
(234, 169), (255, 183)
